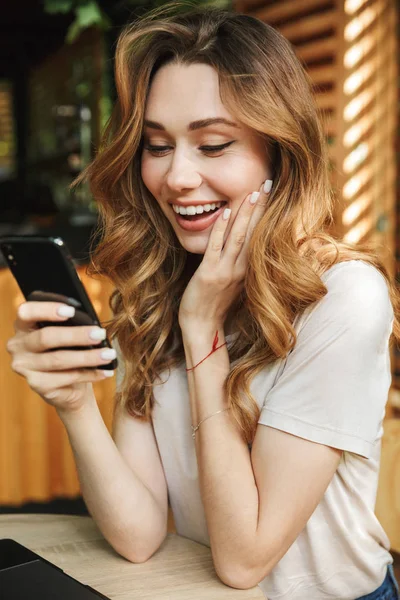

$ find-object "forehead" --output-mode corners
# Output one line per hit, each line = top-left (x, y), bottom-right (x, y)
(144, 62), (235, 124)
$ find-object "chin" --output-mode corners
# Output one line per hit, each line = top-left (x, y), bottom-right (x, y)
(177, 235), (208, 255)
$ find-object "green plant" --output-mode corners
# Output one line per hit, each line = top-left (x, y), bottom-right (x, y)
(44, 0), (232, 44)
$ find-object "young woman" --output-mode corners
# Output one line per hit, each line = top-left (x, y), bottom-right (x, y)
(7, 5), (400, 599)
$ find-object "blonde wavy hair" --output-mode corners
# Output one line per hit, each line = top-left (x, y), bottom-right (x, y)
(76, 2), (400, 444)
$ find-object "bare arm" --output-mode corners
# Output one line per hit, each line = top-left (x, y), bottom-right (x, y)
(182, 328), (341, 589)
(58, 398), (168, 563)
(7, 300), (168, 564)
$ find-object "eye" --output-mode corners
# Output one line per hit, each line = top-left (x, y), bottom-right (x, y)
(144, 141), (235, 156)
(143, 145), (171, 156)
(199, 142), (235, 154)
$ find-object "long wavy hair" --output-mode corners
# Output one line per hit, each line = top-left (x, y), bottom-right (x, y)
(76, 3), (400, 444)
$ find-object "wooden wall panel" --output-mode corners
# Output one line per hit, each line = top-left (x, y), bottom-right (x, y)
(235, 0), (398, 361)
(376, 418), (400, 552)
(0, 267), (115, 505)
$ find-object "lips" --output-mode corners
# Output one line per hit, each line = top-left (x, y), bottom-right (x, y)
(171, 204), (226, 232)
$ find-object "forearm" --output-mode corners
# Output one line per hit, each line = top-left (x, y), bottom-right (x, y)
(183, 328), (260, 580)
(57, 395), (166, 563)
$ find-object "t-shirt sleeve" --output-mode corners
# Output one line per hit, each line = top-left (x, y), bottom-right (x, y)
(258, 261), (394, 458)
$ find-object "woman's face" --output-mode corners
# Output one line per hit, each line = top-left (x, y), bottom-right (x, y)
(141, 62), (271, 255)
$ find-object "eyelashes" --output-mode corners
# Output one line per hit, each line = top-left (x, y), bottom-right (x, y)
(143, 141), (235, 156)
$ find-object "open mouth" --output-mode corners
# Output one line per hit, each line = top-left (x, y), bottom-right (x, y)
(173, 202), (227, 221)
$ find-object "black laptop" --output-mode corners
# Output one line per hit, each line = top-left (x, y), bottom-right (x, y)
(0, 538), (111, 599)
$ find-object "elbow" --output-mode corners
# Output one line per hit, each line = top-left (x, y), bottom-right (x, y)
(111, 525), (168, 564)
(214, 550), (276, 590)
(216, 565), (266, 590)
(119, 545), (158, 565)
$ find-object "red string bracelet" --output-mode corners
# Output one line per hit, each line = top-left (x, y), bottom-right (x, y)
(185, 330), (227, 372)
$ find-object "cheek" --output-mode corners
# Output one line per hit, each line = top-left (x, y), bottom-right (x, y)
(214, 155), (267, 199)
(141, 157), (161, 195)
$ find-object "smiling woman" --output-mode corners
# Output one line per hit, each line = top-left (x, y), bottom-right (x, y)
(63, 3), (400, 600)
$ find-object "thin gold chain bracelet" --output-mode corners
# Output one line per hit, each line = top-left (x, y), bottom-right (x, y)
(191, 407), (231, 439)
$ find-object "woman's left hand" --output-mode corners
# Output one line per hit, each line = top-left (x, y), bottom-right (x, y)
(178, 180), (271, 334)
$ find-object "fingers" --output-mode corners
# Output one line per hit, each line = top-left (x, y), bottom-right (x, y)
(10, 324), (107, 354)
(7, 301), (115, 412)
(15, 301), (77, 333)
(7, 302), (114, 372)
(204, 206), (232, 263)
(222, 179), (273, 264)
(247, 179), (273, 236)
(10, 346), (116, 375)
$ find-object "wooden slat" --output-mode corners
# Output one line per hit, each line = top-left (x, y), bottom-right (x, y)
(324, 121), (336, 139)
(252, 0), (332, 24)
(295, 36), (336, 62)
(307, 63), (336, 84)
(279, 10), (337, 41)
(315, 89), (336, 111)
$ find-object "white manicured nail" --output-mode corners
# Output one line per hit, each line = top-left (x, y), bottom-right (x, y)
(223, 208), (231, 220)
(250, 191), (260, 205)
(263, 179), (273, 193)
(89, 328), (107, 341)
(57, 305), (75, 318)
(102, 370), (115, 377)
(100, 348), (117, 360)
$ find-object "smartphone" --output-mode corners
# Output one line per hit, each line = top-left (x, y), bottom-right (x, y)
(0, 235), (117, 371)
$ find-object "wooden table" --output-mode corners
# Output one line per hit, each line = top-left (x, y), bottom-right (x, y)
(0, 514), (264, 599)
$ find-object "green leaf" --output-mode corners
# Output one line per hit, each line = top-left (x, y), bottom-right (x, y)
(65, 18), (82, 43)
(76, 81), (91, 98)
(44, 0), (74, 14)
(76, 1), (105, 27)
(66, 1), (111, 44)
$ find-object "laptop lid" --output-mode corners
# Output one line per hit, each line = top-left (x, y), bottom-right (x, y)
(0, 538), (110, 600)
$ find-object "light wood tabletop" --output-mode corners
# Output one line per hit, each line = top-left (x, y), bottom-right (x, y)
(0, 514), (264, 599)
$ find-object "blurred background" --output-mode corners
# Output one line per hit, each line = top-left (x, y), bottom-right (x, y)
(0, 0), (399, 560)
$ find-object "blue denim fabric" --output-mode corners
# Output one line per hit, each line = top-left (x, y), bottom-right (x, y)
(356, 565), (400, 600)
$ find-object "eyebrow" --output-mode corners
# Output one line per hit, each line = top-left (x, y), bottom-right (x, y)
(143, 117), (239, 131)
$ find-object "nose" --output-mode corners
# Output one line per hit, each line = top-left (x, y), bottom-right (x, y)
(165, 148), (202, 192)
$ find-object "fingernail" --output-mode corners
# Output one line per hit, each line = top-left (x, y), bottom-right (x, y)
(223, 208), (231, 220)
(250, 191), (260, 205)
(100, 348), (117, 360)
(263, 179), (273, 194)
(89, 328), (107, 341)
(57, 305), (75, 318)
(102, 370), (115, 377)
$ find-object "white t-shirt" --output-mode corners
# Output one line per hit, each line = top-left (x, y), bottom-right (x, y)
(117, 260), (395, 600)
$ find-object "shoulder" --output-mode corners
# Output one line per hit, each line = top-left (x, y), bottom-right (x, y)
(321, 259), (390, 298)
(299, 260), (394, 338)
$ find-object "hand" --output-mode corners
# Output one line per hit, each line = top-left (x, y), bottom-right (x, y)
(6, 301), (116, 413)
(178, 179), (273, 333)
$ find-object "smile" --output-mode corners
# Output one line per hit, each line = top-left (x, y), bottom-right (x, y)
(171, 203), (227, 232)
(172, 201), (226, 215)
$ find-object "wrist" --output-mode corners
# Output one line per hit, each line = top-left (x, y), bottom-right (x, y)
(56, 391), (99, 424)
(181, 321), (225, 343)
(183, 329), (229, 374)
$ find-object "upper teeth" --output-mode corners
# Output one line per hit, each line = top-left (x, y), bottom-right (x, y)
(172, 202), (224, 215)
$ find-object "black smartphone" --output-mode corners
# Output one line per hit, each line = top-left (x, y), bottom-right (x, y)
(0, 235), (117, 371)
